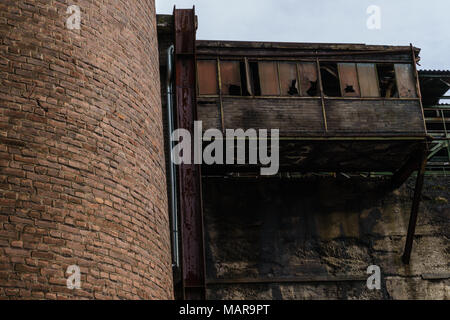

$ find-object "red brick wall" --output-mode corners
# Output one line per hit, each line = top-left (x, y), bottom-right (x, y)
(0, 0), (173, 299)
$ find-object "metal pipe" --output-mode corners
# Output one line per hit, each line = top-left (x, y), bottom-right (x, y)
(166, 45), (179, 268)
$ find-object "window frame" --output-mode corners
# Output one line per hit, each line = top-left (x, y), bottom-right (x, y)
(196, 58), (419, 100)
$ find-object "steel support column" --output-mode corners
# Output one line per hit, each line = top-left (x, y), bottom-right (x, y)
(173, 7), (206, 299)
(401, 153), (428, 264)
(391, 153), (421, 189)
(401, 46), (429, 264)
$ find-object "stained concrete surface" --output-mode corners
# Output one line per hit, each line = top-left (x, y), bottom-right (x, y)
(203, 175), (449, 299)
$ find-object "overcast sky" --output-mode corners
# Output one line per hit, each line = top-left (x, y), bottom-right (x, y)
(156, 0), (450, 71)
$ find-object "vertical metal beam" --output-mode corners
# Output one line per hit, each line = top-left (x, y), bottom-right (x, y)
(410, 44), (428, 135)
(316, 58), (328, 132)
(401, 153), (427, 264)
(174, 7), (206, 299)
(401, 45), (429, 264)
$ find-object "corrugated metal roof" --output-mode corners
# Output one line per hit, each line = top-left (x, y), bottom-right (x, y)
(419, 70), (450, 75)
(419, 70), (450, 107)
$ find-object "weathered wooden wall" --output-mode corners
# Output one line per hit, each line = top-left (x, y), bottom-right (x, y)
(197, 97), (425, 136)
(324, 99), (424, 134)
(222, 98), (324, 134)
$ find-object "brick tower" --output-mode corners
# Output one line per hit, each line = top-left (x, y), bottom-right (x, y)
(0, 1), (173, 299)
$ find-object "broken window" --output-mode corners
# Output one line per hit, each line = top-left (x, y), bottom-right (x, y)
(357, 63), (380, 97)
(279, 62), (299, 96)
(258, 61), (280, 96)
(197, 60), (218, 95)
(242, 59), (253, 96)
(220, 61), (242, 95)
(338, 63), (360, 97)
(298, 62), (319, 97)
(320, 63), (341, 97)
(394, 64), (417, 98)
(239, 61), (251, 96)
(248, 62), (261, 96)
(218, 60), (250, 96)
(377, 64), (398, 98)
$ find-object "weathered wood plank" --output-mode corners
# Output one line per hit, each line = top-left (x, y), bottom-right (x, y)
(279, 62), (298, 96)
(258, 62), (280, 96)
(220, 61), (241, 95)
(222, 98), (324, 134)
(197, 60), (218, 95)
(325, 99), (424, 133)
(357, 63), (380, 97)
(395, 64), (418, 98)
(297, 62), (319, 97)
(197, 100), (221, 129)
(338, 63), (360, 97)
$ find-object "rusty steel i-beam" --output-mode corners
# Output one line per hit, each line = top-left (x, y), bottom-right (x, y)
(174, 7), (206, 299)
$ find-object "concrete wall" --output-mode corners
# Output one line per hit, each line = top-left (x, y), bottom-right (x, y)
(0, 0), (172, 299)
(203, 175), (449, 299)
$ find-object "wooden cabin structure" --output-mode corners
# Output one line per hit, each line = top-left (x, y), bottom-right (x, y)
(196, 41), (428, 174)
(158, 8), (435, 300)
